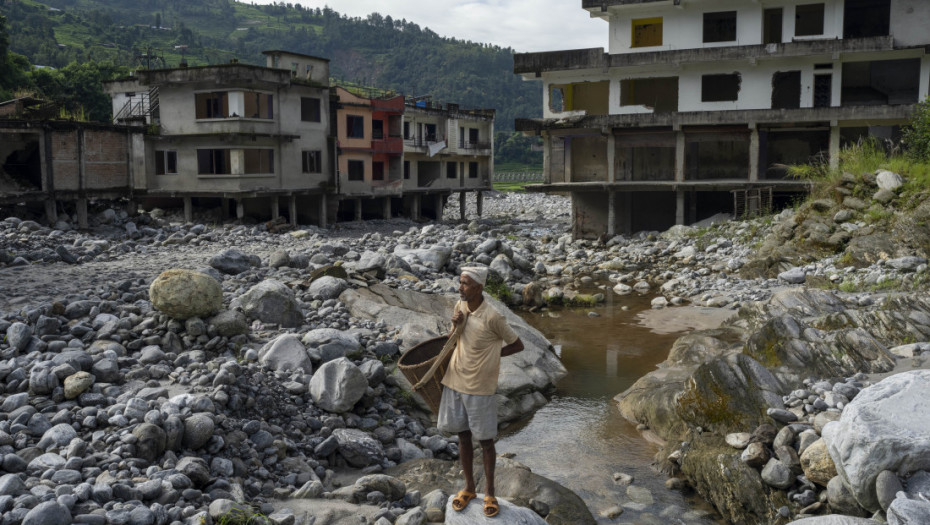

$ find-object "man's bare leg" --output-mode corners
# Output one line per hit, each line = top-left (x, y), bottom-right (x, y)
(459, 431), (476, 492)
(480, 439), (496, 497)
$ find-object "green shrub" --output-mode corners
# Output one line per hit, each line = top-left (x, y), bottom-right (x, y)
(903, 97), (930, 162)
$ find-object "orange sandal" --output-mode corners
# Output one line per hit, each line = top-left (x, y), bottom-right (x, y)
(483, 496), (500, 517)
(451, 490), (477, 511)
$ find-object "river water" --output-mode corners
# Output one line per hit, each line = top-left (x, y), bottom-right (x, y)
(497, 292), (734, 524)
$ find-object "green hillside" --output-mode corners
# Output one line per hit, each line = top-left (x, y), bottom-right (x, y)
(0, 0), (542, 131)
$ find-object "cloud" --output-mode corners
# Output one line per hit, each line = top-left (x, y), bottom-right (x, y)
(253, 0), (607, 52)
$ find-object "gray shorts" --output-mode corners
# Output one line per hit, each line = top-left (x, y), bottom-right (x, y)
(436, 387), (498, 441)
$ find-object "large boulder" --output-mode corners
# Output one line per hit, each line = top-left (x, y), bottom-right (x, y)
(259, 334), (313, 373)
(149, 269), (223, 320)
(309, 358), (368, 413)
(445, 494), (546, 524)
(823, 370), (930, 511)
(332, 428), (384, 467)
(388, 458), (595, 525)
(307, 276), (349, 300)
(302, 328), (360, 363)
(393, 245), (452, 271)
(235, 279), (303, 327)
(208, 248), (256, 275)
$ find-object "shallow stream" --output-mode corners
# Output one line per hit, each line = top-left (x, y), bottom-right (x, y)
(498, 293), (734, 524)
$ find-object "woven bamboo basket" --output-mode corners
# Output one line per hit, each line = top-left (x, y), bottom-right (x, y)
(398, 336), (451, 414)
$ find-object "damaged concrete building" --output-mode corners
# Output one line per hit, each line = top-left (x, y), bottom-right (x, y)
(401, 99), (495, 221)
(515, 0), (930, 238)
(104, 50), (334, 226)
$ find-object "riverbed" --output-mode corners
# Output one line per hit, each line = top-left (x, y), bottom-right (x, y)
(498, 292), (735, 524)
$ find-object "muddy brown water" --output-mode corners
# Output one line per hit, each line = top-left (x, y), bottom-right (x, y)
(498, 292), (734, 524)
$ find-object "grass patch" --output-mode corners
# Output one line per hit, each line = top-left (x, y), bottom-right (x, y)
(485, 281), (513, 303)
(492, 180), (532, 192)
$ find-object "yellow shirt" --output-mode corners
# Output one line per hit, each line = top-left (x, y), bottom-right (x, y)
(441, 298), (519, 396)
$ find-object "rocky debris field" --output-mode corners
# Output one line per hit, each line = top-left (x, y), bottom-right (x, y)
(0, 170), (928, 525)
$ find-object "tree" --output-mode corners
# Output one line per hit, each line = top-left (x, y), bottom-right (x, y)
(903, 97), (930, 162)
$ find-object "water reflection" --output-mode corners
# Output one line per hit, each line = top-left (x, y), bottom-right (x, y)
(498, 293), (724, 524)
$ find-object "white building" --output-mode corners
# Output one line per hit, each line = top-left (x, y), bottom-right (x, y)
(515, 0), (930, 238)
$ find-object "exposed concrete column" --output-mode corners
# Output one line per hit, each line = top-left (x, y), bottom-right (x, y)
(412, 194), (421, 221)
(183, 197), (193, 223)
(76, 199), (88, 229)
(674, 130), (686, 182)
(675, 190), (686, 226)
(435, 194), (445, 220)
(354, 198), (363, 222)
(383, 197), (392, 220)
(607, 190), (616, 237)
(829, 123), (841, 170)
(749, 126), (760, 182)
(236, 200), (245, 220)
(459, 192), (466, 221)
(318, 194), (327, 228)
(476, 191), (483, 218)
(289, 196), (298, 227)
(45, 200), (58, 226)
(564, 138), (573, 183)
(920, 56), (930, 100)
(270, 197), (280, 221)
(607, 132), (616, 183)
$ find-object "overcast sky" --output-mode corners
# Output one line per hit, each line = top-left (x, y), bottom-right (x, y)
(251, 0), (608, 52)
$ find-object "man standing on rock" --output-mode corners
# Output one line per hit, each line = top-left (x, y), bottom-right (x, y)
(438, 266), (524, 518)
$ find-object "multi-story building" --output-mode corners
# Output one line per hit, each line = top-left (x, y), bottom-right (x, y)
(332, 87), (405, 220)
(515, 0), (930, 238)
(401, 99), (495, 220)
(104, 50), (334, 226)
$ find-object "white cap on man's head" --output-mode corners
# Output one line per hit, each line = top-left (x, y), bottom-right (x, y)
(460, 266), (488, 286)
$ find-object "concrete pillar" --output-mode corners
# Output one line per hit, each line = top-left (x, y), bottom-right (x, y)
(564, 138), (573, 183)
(270, 197), (280, 221)
(289, 196), (298, 227)
(607, 133), (616, 183)
(476, 191), (484, 218)
(829, 124), (841, 170)
(674, 131), (686, 182)
(318, 194), (327, 228)
(383, 197), (392, 220)
(45, 199), (58, 225)
(76, 199), (88, 229)
(183, 197), (193, 223)
(607, 190), (616, 236)
(412, 194), (421, 221)
(435, 194), (445, 220)
(354, 198), (362, 221)
(236, 200), (245, 220)
(920, 56), (930, 100)
(459, 192), (466, 221)
(749, 127), (760, 182)
(675, 190), (686, 225)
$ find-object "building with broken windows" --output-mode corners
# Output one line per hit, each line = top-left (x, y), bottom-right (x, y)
(515, 0), (930, 238)
(103, 50), (334, 225)
(401, 100), (495, 221)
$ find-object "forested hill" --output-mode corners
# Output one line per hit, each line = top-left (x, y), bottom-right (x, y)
(0, 0), (541, 130)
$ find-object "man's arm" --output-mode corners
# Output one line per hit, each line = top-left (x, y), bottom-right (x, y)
(501, 337), (524, 357)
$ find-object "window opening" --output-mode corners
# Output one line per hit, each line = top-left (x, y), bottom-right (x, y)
(372, 120), (384, 140)
(632, 17), (663, 48)
(446, 162), (457, 179)
(195, 92), (228, 119)
(243, 92), (273, 119)
(814, 75), (832, 108)
(244, 149), (274, 173)
(301, 98), (321, 122)
(763, 8), (783, 44)
(468, 162), (478, 179)
(373, 161), (384, 181)
(346, 115), (365, 139)
(771, 71), (802, 109)
(155, 150), (177, 175)
(302, 151), (321, 173)
(701, 74), (741, 102)
(347, 160), (364, 181)
(197, 149), (230, 174)
(795, 4), (825, 37)
(703, 11), (737, 43)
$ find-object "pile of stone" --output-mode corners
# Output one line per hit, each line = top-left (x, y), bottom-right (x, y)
(722, 369), (930, 524)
